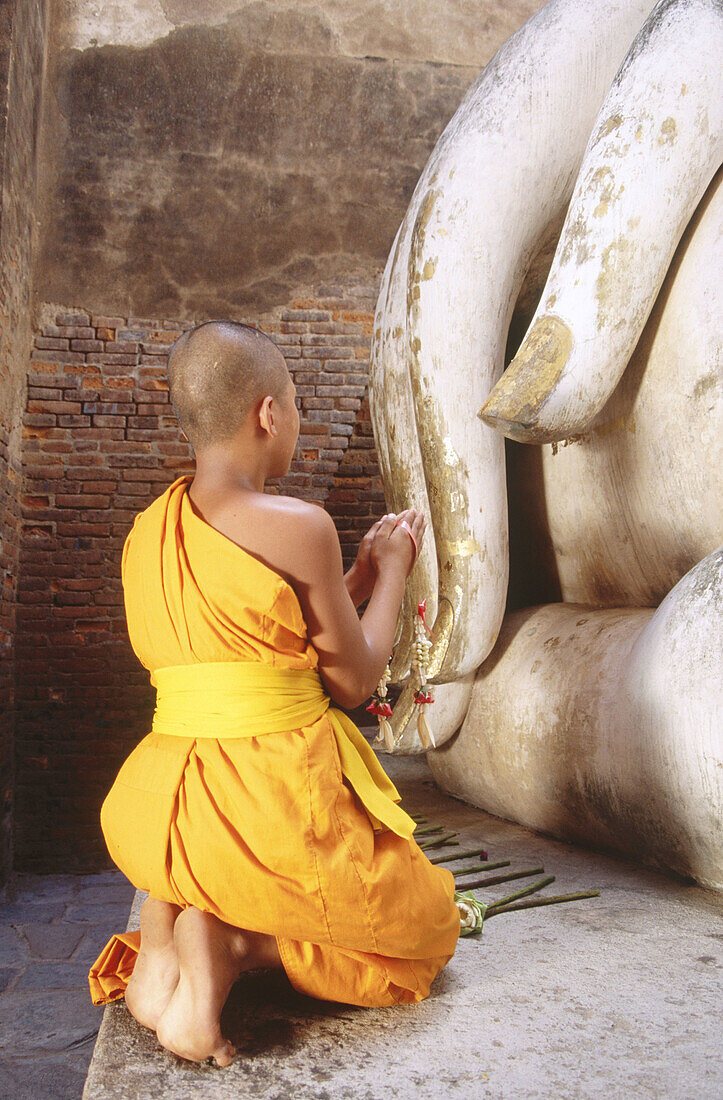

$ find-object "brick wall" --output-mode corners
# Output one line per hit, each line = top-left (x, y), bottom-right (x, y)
(0, 0), (50, 888)
(15, 286), (389, 871)
(0, 431), (21, 883)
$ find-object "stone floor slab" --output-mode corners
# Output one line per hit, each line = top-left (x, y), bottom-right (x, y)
(73, 884), (144, 907)
(0, 901), (67, 923)
(0, 869), (136, 1099)
(0, 989), (103, 1054)
(0, 1050), (91, 1100)
(0, 967), (18, 992)
(10, 874), (84, 901)
(74, 923), (129, 966)
(64, 903), (140, 925)
(17, 921), (88, 960)
(0, 924), (28, 965)
(13, 959), (106, 992)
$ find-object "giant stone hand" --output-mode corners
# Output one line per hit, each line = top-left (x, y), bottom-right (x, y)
(369, 0), (722, 887)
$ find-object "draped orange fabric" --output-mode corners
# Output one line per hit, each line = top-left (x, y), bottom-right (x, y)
(89, 474), (460, 1008)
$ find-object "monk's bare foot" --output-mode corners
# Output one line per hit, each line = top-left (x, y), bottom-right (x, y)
(125, 896), (181, 1032)
(155, 906), (281, 1067)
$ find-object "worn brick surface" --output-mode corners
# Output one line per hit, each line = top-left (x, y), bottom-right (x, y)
(14, 290), (387, 872)
(0, 431), (22, 887)
(0, 0), (51, 888)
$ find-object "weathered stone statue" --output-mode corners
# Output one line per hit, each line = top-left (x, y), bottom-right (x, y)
(368, 0), (722, 888)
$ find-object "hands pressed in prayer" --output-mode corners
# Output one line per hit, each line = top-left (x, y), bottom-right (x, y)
(346, 510), (425, 608)
(351, 515), (386, 598)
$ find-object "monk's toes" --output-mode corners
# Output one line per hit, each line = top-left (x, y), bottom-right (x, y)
(159, 1033), (235, 1066)
(211, 1040), (236, 1068)
(156, 1011), (233, 1067)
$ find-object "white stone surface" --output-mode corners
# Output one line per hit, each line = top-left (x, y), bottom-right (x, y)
(428, 550), (723, 888)
(533, 171), (723, 607)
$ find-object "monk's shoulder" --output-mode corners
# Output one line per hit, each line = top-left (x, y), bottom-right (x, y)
(263, 494), (334, 543)
(261, 495), (337, 582)
(265, 493), (325, 522)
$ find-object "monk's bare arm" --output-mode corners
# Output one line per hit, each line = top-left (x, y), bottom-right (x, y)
(343, 564), (371, 609)
(288, 504), (405, 710)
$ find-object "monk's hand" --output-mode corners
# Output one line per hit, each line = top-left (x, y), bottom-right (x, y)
(348, 515), (391, 604)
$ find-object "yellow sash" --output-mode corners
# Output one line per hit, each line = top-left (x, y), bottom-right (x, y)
(149, 661), (416, 840)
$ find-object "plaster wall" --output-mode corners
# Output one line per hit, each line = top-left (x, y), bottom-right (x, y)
(37, 0), (544, 318)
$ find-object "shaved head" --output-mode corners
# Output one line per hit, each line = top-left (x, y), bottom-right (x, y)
(167, 321), (290, 450)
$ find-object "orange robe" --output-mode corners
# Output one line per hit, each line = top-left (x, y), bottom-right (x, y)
(89, 474), (460, 1008)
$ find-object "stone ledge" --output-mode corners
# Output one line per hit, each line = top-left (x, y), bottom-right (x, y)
(82, 755), (723, 1100)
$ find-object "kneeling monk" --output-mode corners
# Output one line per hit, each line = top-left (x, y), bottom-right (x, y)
(89, 320), (461, 1065)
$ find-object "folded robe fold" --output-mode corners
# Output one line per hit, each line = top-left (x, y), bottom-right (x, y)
(89, 932), (141, 1006)
(90, 475), (460, 1009)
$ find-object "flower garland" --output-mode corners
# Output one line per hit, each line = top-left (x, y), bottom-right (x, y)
(366, 658), (396, 751)
(412, 597), (436, 750)
(367, 598), (436, 752)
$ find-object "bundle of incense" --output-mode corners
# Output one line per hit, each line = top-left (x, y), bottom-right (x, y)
(407, 814), (600, 923)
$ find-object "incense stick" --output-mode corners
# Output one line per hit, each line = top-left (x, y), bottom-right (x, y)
(428, 847), (489, 865)
(452, 860), (511, 878)
(456, 866), (545, 890)
(486, 875), (555, 910)
(418, 832), (459, 850)
(485, 891), (601, 916)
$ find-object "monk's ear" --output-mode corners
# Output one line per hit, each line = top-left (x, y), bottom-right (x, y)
(258, 394), (277, 437)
